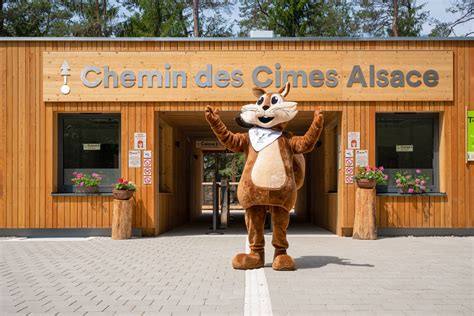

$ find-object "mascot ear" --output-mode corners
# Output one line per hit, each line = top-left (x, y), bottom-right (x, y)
(279, 82), (291, 97)
(252, 87), (266, 98)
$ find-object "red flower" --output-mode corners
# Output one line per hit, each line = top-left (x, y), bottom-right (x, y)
(118, 178), (123, 183)
(123, 180), (129, 184)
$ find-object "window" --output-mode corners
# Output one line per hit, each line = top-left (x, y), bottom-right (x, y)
(59, 114), (120, 193)
(376, 113), (439, 192)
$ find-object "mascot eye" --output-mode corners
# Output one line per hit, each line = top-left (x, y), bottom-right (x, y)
(271, 95), (282, 105)
(256, 96), (264, 105)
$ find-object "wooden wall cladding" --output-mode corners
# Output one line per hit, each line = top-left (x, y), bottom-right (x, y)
(0, 39), (473, 236)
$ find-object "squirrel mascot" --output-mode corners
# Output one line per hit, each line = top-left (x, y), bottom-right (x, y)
(204, 82), (324, 271)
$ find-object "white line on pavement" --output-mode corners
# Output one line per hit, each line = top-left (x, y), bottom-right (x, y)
(244, 238), (273, 316)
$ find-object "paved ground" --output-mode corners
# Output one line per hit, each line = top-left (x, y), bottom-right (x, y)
(1, 214), (473, 316)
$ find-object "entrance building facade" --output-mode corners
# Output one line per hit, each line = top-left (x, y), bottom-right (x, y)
(1, 37), (473, 237)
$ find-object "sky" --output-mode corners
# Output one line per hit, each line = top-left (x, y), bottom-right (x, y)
(422, 0), (473, 36)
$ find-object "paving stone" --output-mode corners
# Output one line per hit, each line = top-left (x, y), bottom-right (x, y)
(1, 224), (472, 315)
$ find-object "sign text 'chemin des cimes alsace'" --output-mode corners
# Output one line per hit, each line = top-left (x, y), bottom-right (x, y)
(43, 51), (453, 102)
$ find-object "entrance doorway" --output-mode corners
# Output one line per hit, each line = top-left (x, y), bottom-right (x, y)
(156, 111), (341, 235)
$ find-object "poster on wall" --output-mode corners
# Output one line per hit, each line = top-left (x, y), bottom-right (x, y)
(355, 150), (369, 167)
(134, 132), (147, 150)
(468, 110), (474, 161)
(348, 132), (360, 149)
(128, 150), (141, 168)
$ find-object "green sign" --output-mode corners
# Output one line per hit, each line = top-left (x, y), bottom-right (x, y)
(468, 110), (474, 161)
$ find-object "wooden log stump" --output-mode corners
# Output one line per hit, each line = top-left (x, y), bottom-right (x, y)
(353, 187), (377, 240)
(112, 199), (133, 240)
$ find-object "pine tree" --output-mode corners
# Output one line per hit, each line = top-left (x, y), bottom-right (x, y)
(239, 0), (359, 37)
(356, 0), (429, 37)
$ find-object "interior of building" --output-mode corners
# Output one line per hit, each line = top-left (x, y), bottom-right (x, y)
(156, 110), (341, 235)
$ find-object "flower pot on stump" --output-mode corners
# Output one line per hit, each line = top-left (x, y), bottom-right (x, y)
(112, 189), (134, 200)
(353, 182), (377, 240)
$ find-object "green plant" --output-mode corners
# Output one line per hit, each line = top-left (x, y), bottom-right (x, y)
(114, 178), (136, 191)
(353, 166), (388, 185)
(394, 169), (429, 193)
(71, 172), (102, 187)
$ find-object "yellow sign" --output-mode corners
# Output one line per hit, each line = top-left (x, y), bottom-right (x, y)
(43, 51), (453, 102)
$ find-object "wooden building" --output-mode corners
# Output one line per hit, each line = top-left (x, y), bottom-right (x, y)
(0, 37), (473, 237)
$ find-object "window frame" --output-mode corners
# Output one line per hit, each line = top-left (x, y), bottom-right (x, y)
(58, 113), (121, 193)
(375, 112), (440, 193)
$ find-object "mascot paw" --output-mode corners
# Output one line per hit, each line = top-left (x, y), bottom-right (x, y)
(272, 254), (295, 271)
(232, 252), (264, 270)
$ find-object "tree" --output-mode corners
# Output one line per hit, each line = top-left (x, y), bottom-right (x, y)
(118, 0), (189, 37)
(1, 0), (72, 36)
(65, 0), (121, 37)
(356, 0), (429, 37)
(117, 0), (234, 37)
(430, 0), (473, 37)
(239, 0), (359, 37)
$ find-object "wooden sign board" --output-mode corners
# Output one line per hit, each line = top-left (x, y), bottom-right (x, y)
(43, 51), (453, 102)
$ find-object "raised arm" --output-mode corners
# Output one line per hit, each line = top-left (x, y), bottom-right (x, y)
(204, 106), (248, 153)
(290, 108), (324, 154)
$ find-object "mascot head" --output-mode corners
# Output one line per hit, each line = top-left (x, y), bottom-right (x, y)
(238, 82), (298, 129)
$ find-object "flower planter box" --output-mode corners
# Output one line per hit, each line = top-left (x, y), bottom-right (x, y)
(73, 185), (99, 194)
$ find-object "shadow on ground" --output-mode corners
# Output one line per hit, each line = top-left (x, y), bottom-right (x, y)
(294, 255), (375, 269)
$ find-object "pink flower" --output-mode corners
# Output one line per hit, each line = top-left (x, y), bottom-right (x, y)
(420, 186), (426, 191)
(408, 188), (414, 193)
(379, 166), (384, 171)
(406, 175), (411, 179)
(395, 179), (400, 184)
(365, 166), (371, 171)
(79, 182), (84, 187)
(73, 171), (77, 175)
(92, 173), (98, 177)
(384, 175), (388, 180)
(421, 181), (426, 185)
(415, 179), (420, 183)
(416, 169), (421, 174)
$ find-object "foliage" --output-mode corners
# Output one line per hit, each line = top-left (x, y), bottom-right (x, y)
(353, 166), (388, 185)
(394, 169), (429, 193)
(64, 0), (121, 37)
(116, 0), (234, 37)
(114, 178), (136, 191)
(356, 0), (429, 37)
(429, 0), (473, 37)
(1, 0), (72, 36)
(203, 152), (245, 182)
(239, 0), (359, 37)
(71, 172), (102, 187)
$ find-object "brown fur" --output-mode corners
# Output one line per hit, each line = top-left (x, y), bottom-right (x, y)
(204, 83), (323, 270)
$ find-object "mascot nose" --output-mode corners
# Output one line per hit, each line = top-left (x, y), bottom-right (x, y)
(262, 105), (270, 110)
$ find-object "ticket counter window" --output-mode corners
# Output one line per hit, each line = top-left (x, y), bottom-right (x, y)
(59, 114), (120, 193)
(376, 113), (439, 192)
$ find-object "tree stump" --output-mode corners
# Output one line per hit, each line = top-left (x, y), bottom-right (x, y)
(112, 199), (133, 240)
(353, 187), (377, 240)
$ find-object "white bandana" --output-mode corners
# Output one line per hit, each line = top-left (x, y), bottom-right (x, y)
(249, 127), (282, 152)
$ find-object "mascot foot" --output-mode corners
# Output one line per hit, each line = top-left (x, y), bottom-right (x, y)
(272, 251), (295, 271)
(232, 252), (264, 270)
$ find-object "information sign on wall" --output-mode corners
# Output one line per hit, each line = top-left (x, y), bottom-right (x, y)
(468, 111), (474, 161)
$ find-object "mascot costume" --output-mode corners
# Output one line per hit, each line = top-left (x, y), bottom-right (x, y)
(205, 82), (324, 271)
